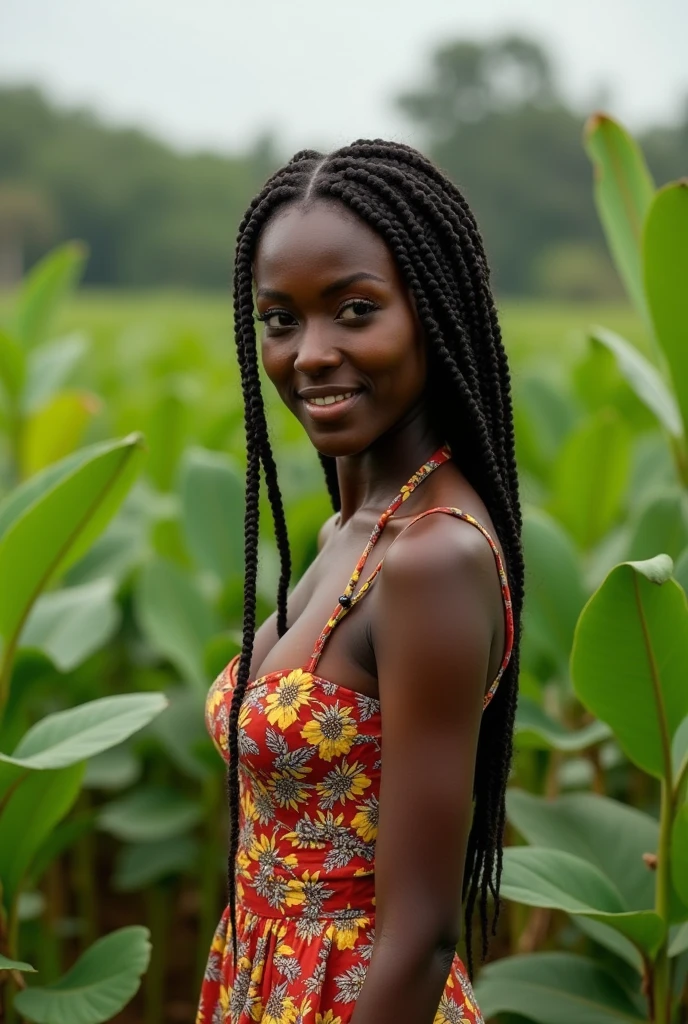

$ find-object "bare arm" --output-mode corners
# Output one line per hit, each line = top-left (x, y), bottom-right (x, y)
(349, 514), (503, 1024)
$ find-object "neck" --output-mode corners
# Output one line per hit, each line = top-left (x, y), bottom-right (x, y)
(334, 405), (445, 526)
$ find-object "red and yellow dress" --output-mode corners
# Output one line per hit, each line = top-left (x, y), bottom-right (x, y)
(197, 443), (514, 1024)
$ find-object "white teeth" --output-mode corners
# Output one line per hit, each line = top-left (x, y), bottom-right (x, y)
(309, 392), (355, 406)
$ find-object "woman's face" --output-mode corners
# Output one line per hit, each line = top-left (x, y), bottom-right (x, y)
(252, 200), (428, 458)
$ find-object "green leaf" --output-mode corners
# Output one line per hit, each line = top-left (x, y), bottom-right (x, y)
(14, 926), (150, 1024)
(84, 745), (141, 791)
(572, 916), (642, 971)
(669, 921), (688, 957)
(0, 329), (26, 400)
(626, 491), (688, 563)
(515, 697), (611, 751)
(22, 333), (89, 413)
(644, 181), (688, 441)
(522, 508), (588, 669)
(673, 715), (688, 800)
(98, 786), (202, 842)
(179, 446), (245, 581)
(571, 557), (688, 778)
(0, 434), (145, 662)
(150, 685), (212, 781)
(584, 114), (655, 319)
(0, 953), (36, 972)
(21, 391), (100, 476)
(0, 445), (106, 542)
(548, 408), (631, 550)
(134, 557), (220, 688)
(589, 326), (682, 437)
(0, 763), (83, 911)
(0, 694), (167, 770)
(501, 846), (665, 955)
(19, 579), (120, 671)
(672, 804), (688, 908)
(113, 835), (199, 891)
(507, 790), (657, 911)
(676, 547), (688, 595)
(475, 951), (646, 1023)
(13, 242), (88, 352)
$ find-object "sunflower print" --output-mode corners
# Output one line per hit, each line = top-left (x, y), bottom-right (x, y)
(197, 443), (512, 1024)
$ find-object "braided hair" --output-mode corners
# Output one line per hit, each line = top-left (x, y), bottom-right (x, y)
(226, 139), (523, 976)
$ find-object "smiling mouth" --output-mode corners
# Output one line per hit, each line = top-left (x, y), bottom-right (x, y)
(300, 390), (362, 421)
(308, 391), (357, 406)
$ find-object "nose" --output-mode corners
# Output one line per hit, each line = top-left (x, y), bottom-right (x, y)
(293, 323), (343, 377)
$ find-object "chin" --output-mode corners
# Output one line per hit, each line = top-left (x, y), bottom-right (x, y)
(305, 430), (376, 460)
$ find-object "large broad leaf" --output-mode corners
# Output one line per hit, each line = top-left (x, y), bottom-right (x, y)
(644, 182), (688, 442)
(22, 333), (89, 413)
(676, 547), (688, 596)
(507, 789), (657, 912)
(97, 786), (202, 843)
(548, 408), (631, 550)
(0, 434), (145, 659)
(475, 951), (647, 1023)
(625, 491), (688, 564)
(19, 579), (121, 671)
(572, 916), (642, 971)
(571, 555), (688, 779)
(114, 835), (199, 891)
(0, 693), (167, 770)
(515, 697), (611, 752)
(14, 926), (151, 1024)
(179, 446), (244, 581)
(672, 804), (688, 908)
(134, 557), (220, 688)
(501, 846), (665, 956)
(0, 953), (36, 972)
(0, 329), (25, 401)
(13, 242), (88, 352)
(589, 326), (682, 437)
(513, 373), (580, 479)
(522, 509), (588, 669)
(0, 763), (83, 910)
(584, 114), (655, 321)
(21, 391), (100, 477)
(673, 714), (688, 789)
(84, 745), (141, 791)
(0, 443), (110, 542)
(670, 921), (688, 958)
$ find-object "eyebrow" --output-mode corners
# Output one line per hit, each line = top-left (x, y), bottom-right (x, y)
(256, 271), (386, 302)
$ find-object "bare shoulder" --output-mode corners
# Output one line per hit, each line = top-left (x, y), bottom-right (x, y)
(381, 507), (503, 604)
(373, 509), (505, 711)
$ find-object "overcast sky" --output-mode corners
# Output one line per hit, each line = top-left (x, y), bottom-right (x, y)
(2, 0), (687, 156)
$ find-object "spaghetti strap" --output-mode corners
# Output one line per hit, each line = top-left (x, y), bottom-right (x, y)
(304, 444), (513, 712)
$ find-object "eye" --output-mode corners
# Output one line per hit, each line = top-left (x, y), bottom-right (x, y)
(336, 299), (379, 321)
(255, 309), (297, 330)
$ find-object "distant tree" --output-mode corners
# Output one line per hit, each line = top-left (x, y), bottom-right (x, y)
(396, 35), (607, 294)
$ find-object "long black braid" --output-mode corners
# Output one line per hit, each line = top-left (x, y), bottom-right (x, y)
(226, 139), (524, 977)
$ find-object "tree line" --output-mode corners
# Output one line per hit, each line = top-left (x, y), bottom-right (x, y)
(1, 34), (686, 296)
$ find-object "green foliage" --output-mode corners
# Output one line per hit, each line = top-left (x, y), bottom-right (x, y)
(0, 253), (163, 1022)
(476, 115), (688, 1024)
(13, 927), (151, 1024)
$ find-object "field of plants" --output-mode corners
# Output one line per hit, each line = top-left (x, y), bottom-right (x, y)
(0, 115), (687, 1024)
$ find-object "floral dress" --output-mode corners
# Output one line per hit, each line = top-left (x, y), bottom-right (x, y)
(197, 443), (514, 1024)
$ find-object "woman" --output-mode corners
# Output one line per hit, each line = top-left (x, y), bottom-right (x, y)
(198, 139), (522, 1024)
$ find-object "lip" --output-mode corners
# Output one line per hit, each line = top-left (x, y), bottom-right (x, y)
(297, 385), (363, 399)
(300, 390), (363, 422)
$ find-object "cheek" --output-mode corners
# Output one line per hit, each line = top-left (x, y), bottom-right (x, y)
(260, 340), (292, 385)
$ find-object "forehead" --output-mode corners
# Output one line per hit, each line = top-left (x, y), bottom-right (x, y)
(253, 200), (398, 286)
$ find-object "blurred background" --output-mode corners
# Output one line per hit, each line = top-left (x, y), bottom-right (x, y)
(1, 2), (687, 1023)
